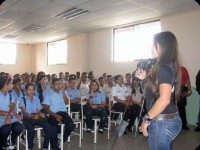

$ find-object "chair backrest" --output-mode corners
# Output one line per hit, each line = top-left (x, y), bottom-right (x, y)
(66, 100), (71, 117)
(80, 96), (87, 122)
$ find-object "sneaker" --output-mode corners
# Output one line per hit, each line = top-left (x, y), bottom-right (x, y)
(86, 128), (91, 133)
(99, 129), (104, 134)
(194, 126), (200, 132)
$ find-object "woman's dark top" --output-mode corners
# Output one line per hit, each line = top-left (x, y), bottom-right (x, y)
(145, 64), (177, 114)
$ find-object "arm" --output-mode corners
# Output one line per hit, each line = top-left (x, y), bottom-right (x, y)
(43, 104), (62, 122)
(113, 96), (127, 105)
(76, 77), (82, 89)
(70, 98), (81, 104)
(62, 91), (69, 105)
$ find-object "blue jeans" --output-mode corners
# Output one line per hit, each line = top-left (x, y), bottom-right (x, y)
(148, 116), (182, 150)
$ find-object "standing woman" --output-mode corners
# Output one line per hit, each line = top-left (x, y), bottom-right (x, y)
(135, 31), (182, 150)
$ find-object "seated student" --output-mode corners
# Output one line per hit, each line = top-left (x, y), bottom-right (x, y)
(102, 73), (107, 84)
(129, 78), (143, 132)
(43, 78), (74, 150)
(21, 75), (32, 90)
(66, 78), (81, 113)
(36, 74), (52, 103)
(59, 72), (67, 91)
(98, 77), (106, 92)
(76, 71), (81, 82)
(65, 72), (69, 82)
(103, 75), (114, 106)
(31, 74), (37, 87)
(0, 76), (23, 150)
(111, 75), (140, 132)
(84, 79), (107, 133)
(88, 71), (94, 84)
(19, 83), (51, 150)
(12, 79), (25, 113)
(77, 72), (90, 98)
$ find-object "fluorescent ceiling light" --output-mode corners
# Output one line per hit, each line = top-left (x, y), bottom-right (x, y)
(53, 7), (91, 20)
(2, 34), (20, 39)
(22, 24), (47, 32)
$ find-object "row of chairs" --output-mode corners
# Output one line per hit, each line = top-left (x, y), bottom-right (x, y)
(11, 95), (134, 150)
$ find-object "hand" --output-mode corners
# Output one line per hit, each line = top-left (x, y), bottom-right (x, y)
(4, 116), (11, 125)
(53, 114), (62, 122)
(141, 122), (149, 137)
(91, 105), (98, 109)
(34, 114), (39, 119)
(39, 113), (45, 118)
(122, 101), (128, 106)
(135, 69), (146, 80)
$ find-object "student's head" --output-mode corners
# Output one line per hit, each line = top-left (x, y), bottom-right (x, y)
(13, 78), (22, 90)
(88, 71), (94, 80)
(46, 74), (50, 82)
(52, 78), (60, 92)
(0, 76), (13, 92)
(81, 72), (88, 82)
(98, 77), (104, 86)
(51, 74), (57, 80)
(103, 73), (107, 78)
(25, 75), (31, 83)
(69, 78), (76, 89)
(69, 74), (76, 80)
(38, 75), (47, 86)
(32, 75), (37, 83)
(59, 72), (64, 79)
(125, 73), (131, 82)
(36, 71), (46, 84)
(107, 75), (113, 84)
(115, 75), (123, 85)
(25, 83), (35, 97)
(89, 79), (100, 92)
(76, 72), (80, 78)
(65, 72), (69, 78)
(14, 74), (22, 80)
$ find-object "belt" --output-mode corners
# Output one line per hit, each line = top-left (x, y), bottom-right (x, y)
(153, 113), (178, 121)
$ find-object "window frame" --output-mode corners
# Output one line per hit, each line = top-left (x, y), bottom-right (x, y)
(112, 20), (160, 62)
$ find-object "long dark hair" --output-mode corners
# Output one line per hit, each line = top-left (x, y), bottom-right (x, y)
(37, 74), (46, 103)
(132, 78), (143, 95)
(144, 31), (181, 103)
(89, 79), (100, 93)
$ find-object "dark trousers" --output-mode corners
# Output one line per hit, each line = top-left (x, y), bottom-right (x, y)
(23, 119), (51, 149)
(178, 97), (187, 126)
(113, 102), (140, 127)
(84, 105), (107, 130)
(0, 122), (23, 148)
(70, 103), (81, 112)
(48, 112), (74, 149)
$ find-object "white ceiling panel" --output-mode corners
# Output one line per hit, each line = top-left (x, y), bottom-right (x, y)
(150, 0), (198, 12)
(33, 1), (72, 17)
(9, 0), (50, 12)
(78, 0), (127, 11)
(52, 20), (81, 30)
(54, 0), (92, 7)
(37, 17), (65, 27)
(5, 22), (31, 31)
(0, 19), (12, 29)
(0, 10), (27, 21)
(93, 1), (141, 17)
(18, 13), (49, 24)
(129, 0), (169, 6)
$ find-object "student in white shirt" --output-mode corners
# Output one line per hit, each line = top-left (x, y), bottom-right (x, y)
(77, 72), (89, 98)
(112, 75), (140, 132)
(98, 77), (106, 92)
(103, 75), (114, 105)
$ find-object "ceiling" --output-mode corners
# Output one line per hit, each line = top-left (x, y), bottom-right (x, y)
(0, 0), (199, 44)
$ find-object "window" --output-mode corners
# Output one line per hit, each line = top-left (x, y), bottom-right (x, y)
(47, 40), (67, 65)
(0, 42), (16, 65)
(113, 21), (161, 62)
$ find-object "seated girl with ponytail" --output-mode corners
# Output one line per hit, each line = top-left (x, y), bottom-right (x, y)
(0, 74), (23, 150)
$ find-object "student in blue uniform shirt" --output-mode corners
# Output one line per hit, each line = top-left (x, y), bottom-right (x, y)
(19, 83), (51, 150)
(85, 79), (107, 134)
(66, 78), (81, 112)
(12, 78), (25, 114)
(36, 74), (52, 103)
(0, 76), (23, 150)
(43, 78), (74, 150)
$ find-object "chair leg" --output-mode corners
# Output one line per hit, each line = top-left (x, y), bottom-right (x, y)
(60, 124), (64, 150)
(25, 130), (28, 150)
(17, 136), (20, 150)
(37, 129), (41, 149)
(94, 120), (97, 144)
(79, 122), (82, 147)
(107, 117), (110, 139)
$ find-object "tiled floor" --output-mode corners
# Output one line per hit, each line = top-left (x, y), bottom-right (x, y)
(22, 125), (200, 150)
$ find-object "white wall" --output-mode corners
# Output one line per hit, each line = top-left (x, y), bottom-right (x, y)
(87, 29), (138, 78)
(34, 34), (88, 75)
